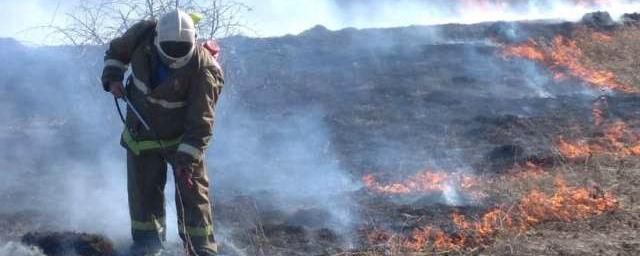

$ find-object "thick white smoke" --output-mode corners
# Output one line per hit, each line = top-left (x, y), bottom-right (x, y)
(0, 0), (637, 254)
(0, 242), (45, 256)
(4, 1), (639, 42)
(243, 0), (640, 37)
(0, 35), (358, 251)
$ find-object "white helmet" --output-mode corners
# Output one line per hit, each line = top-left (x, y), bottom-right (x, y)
(154, 9), (196, 69)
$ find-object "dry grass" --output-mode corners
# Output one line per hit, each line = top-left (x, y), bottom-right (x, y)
(575, 25), (640, 90)
(340, 154), (639, 256)
(474, 24), (640, 255)
(218, 23), (640, 256)
(486, 156), (640, 256)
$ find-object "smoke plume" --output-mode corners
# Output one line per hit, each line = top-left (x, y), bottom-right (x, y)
(0, 0), (635, 254)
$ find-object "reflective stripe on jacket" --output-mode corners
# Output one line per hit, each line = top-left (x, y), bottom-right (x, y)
(101, 20), (224, 169)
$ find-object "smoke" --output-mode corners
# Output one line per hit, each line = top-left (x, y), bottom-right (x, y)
(0, 38), (132, 240)
(212, 107), (352, 195)
(0, 242), (45, 256)
(243, 0), (640, 37)
(330, 0), (640, 26)
(0, 0), (633, 253)
(209, 104), (357, 228)
(0, 31), (358, 251)
(3, 0), (640, 42)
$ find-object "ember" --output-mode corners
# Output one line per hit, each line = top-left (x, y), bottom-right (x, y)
(363, 170), (479, 195)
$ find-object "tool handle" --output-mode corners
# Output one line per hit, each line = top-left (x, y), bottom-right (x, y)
(120, 96), (151, 131)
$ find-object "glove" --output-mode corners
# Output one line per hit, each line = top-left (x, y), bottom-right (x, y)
(177, 167), (194, 190)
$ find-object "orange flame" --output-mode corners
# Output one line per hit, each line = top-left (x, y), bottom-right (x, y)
(628, 144), (640, 155)
(367, 176), (618, 252)
(518, 177), (614, 224)
(507, 161), (547, 180)
(557, 138), (592, 159)
(502, 35), (639, 93)
(363, 170), (475, 195)
(556, 120), (640, 159)
(590, 31), (613, 42)
(502, 40), (546, 61)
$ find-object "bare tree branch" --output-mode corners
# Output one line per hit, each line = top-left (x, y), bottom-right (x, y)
(50, 0), (251, 47)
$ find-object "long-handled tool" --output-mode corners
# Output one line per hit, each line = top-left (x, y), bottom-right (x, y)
(121, 96), (151, 131)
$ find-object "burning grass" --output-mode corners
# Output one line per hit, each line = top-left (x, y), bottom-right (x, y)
(362, 171), (480, 198)
(357, 84), (637, 254)
(575, 25), (640, 92)
(4, 18), (640, 256)
(556, 88), (640, 160)
(556, 120), (640, 159)
(502, 26), (640, 93)
(344, 22), (640, 255)
(359, 102), (638, 254)
(359, 162), (619, 254)
(354, 102), (639, 255)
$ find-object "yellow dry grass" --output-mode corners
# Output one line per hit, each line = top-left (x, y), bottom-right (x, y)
(575, 25), (640, 90)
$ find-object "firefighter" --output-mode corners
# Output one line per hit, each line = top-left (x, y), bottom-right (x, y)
(101, 9), (223, 256)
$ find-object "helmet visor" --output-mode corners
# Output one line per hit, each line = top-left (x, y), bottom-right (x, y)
(160, 41), (194, 59)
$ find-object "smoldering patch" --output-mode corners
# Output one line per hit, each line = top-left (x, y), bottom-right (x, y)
(21, 232), (114, 256)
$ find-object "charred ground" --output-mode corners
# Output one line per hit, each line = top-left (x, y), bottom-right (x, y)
(1, 12), (640, 256)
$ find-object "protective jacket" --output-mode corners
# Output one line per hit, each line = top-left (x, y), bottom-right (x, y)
(101, 19), (224, 170)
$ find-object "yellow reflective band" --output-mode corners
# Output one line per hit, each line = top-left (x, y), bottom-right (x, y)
(132, 217), (166, 231)
(180, 225), (214, 237)
(189, 12), (204, 24)
(122, 129), (182, 155)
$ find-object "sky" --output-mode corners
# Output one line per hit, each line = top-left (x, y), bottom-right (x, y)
(0, 0), (67, 43)
(1, 0), (640, 44)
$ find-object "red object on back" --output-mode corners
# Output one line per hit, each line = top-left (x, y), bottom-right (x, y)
(201, 40), (220, 60)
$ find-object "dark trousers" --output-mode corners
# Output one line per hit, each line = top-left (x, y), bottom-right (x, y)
(127, 151), (217, 255)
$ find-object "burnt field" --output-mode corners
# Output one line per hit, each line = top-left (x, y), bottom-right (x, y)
(1, 12), (640, 256)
